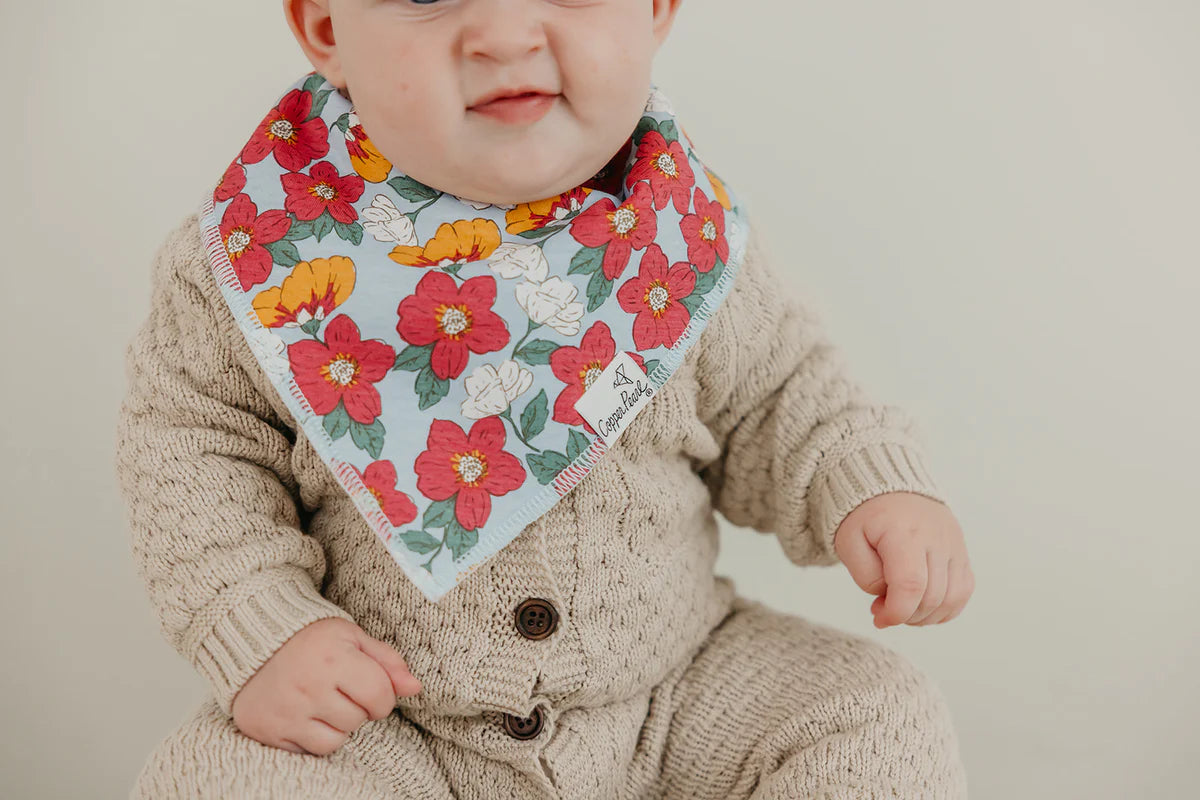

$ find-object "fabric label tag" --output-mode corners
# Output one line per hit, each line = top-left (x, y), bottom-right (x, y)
(572, 351), (656, 447)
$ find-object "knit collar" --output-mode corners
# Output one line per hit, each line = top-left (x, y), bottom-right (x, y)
(200, 71), (750, 602)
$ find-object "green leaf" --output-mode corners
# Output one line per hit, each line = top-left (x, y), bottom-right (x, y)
(322, 402), (351, 441)
(634, 116), (659, 146)
(642, 358), (661, 379)
(393, 344), (432, 372)
(312, 213), (335, 242)
(334, 112), (351, 134)
(658, 119), (680, 144)
(586, 267), (613, 312)
(300, 317), (321, 337)
(444, 519), (478, 561)
(568, 244), (606, 275)
(692, 259), (724, 297)
(308, 89), (333, 122)
(520, 389), (548, 440)
(415, 363), (450, 410)
(566, 429), (590, 462)
(514, 338), (559, 367)
(333, 219), (364, 246)
(301, 73), (326, 97)
(526, 450), (570, 485)
(515, 226), (559, 240)
(423, 497), (457, 529)
(388, 175), (440, 203)
(349, 416), (385, 459)
(284, 219), (314, 241)
(399, 529), (441, 555)
(263, 239), (300, 269)
(679, 292), (704, 317)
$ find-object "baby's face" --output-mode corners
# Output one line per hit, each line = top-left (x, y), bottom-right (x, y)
(289, 0), (680, 205)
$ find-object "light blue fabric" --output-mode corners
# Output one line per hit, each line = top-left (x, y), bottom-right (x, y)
(199, 72), (750, 602)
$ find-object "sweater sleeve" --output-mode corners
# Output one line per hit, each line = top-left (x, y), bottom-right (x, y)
(114, 214), (357, 717)
(693, 221), (950, 567)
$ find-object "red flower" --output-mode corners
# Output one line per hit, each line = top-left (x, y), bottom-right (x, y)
(616, 243), (696, 350)
(214, 162), (246, 203)
(350, 460), (418, 527)
(240, 88), (330, 172)
(680, 188), (729, 273)
(626, 130), (695, 214)
(549, 320), (647, 434)
(396, 271), (509, 381)
(569, 182), (657, 281)
(289, 314), (395, 424)
(219, 193), (291, 291)
(281, 161), (365, 224)
(413, 417), (526, 531)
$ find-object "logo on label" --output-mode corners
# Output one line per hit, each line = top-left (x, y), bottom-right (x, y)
(572, 351), (655, 447)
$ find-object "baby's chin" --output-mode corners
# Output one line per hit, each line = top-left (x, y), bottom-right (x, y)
(453, 183), (576, 207)
(449, 164), (605, 206)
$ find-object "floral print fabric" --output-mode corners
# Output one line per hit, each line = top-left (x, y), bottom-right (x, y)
(199, 72), (749, 603)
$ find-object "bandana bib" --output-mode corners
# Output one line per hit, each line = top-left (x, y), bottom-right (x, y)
(199, 72), (750, 602)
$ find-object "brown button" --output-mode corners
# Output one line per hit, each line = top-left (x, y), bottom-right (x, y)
(502, 706), (545, 740)
(514, 597), (559, 640)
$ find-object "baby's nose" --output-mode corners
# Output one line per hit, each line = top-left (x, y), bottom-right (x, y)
(460, 0), (549, 62)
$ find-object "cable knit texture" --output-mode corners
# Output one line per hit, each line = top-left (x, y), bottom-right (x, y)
(115, 213), (967, 798)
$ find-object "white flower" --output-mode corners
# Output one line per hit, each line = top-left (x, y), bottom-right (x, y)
(462, 199), (517, 211)
(461, 360), (534, 419)
(361, 194), (418, 246)
(515, 276), (586, 336)
(726, 214), (743, 245)
(285, 303), (327, 329)
(488, 242), (549, 282)
(646, 87), (675, 114)
(551, 195), (586, 220)
(245, 326), (292, 382)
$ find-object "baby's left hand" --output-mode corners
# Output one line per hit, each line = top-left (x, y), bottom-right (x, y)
(832, 492), (975, 628)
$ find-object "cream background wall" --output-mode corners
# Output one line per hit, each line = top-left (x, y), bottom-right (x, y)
(3, 1), (1197, 797)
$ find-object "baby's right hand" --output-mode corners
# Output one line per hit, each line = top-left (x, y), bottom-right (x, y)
(230, 617), (423, 756)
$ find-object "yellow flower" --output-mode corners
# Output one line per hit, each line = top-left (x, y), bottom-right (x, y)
(505, 188), (591, 234)
(346, 124), (392, 183)
(389, 218), (502, 267)
(705, 167), (732, 210)
(253, 256), (356, 328)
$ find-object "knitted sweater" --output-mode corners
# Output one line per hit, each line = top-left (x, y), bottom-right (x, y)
(114, 212), (948, 722)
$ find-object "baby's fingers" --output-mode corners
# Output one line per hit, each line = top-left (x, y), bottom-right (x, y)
(921, 558), (975, 625)
(356, 630), (422, 699)
(874, 537), (928, 628)
(907, 549), (948, 625)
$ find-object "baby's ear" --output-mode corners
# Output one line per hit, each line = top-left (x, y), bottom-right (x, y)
(651, 0), (685, 48)
(283, 0), (346, 87)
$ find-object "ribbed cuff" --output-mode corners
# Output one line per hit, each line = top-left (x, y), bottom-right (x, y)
(185, 565), (358, 717)
(809, 440), (949, 564)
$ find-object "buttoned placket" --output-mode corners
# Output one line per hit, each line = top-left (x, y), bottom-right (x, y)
(473, 519), (566, 739)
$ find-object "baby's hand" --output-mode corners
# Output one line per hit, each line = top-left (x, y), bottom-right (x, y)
(832, 492), (975, 628)
(230, 617), (423, 756)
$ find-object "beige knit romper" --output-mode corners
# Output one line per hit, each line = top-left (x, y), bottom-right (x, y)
(115, 213), (969, 799)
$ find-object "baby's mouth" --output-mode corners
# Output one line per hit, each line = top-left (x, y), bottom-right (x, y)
(469, 92), (559, 125)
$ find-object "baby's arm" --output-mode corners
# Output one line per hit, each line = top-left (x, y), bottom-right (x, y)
(114, 215), (358, 718)
(694, 222), (949, 567)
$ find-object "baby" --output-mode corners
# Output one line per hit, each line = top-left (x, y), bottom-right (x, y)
(115, 0), (974, 798)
